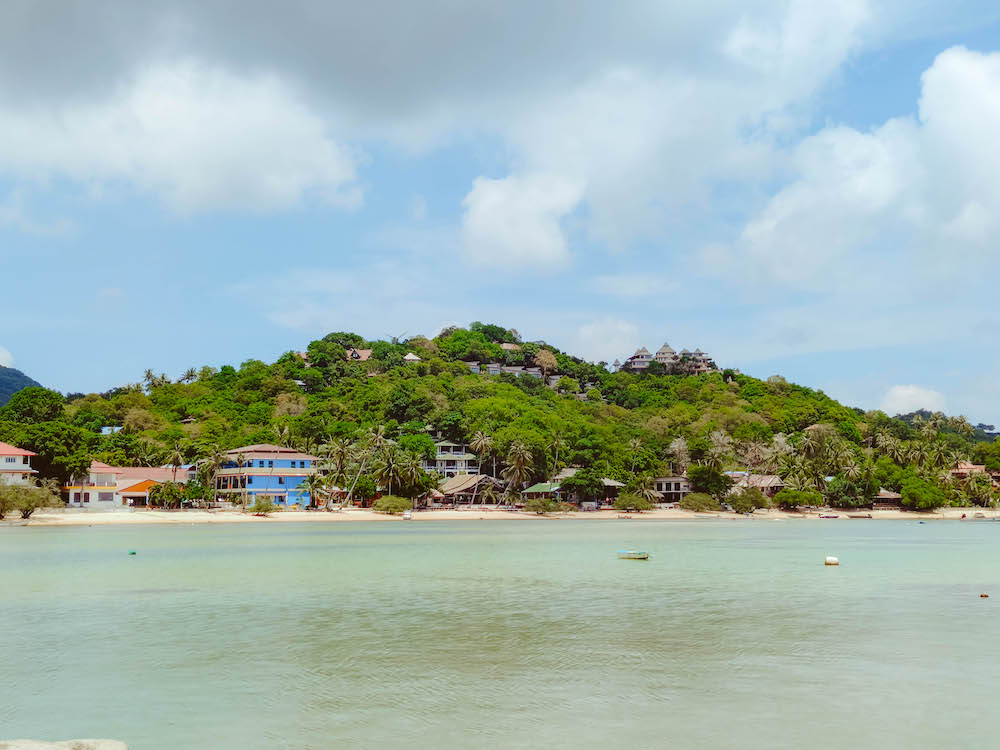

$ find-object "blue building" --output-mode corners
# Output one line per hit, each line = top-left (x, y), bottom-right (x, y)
(215, 443), (320, 506)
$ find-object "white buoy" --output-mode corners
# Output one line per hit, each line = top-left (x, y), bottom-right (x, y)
(824, 556), (839, 566)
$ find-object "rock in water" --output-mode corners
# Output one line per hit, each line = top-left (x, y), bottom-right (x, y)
(0, 742), (129, 750)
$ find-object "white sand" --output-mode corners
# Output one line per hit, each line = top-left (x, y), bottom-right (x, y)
(11, 505), (993, 526)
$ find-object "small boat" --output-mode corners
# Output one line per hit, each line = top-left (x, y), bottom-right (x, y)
(819, 514), (839, 519)
(848, 514), (872, 519)
(618, 550), (649, 560)
(401, 511), (413, 520)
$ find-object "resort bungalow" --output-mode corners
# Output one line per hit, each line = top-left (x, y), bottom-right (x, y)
(214, 444), (319, 506)
(550, 468), (626, 507)
(873, 488), (903, 510)
(436, 473), (502, 505)
(731, 473), (785, 498)
(0, 441), (36, 485)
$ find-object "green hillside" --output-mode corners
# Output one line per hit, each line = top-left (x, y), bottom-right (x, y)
(0, 323), (996, 510)
(0, 366), (41, 408)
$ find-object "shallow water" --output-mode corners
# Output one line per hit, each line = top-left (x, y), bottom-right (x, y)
(2, 520), (999, 749)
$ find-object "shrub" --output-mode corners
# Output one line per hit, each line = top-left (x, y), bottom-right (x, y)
(614, 493), (654, 512)
(687, 465), (734, 500)
(248, 497), (277, 516)
(729, 486), (769, 514)
(373, 495), (413, 515)
(680, 492), (721, 512)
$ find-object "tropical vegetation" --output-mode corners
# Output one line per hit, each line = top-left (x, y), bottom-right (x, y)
(0, 323), (996, 512)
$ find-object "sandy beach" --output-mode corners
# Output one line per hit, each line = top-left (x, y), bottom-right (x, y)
(7, 505), (996, 526)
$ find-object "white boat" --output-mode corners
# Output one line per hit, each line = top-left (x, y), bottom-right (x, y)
(402, 511), (413, 520)
(618, 550), (649, 560)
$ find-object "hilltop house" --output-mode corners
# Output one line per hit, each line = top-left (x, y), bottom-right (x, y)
(65, 461), (186, 508)
(421, 440), (480, 477)
(214, 444), (319, 506)
(0, 441), (36, 486)
(617, 341), (718, 374)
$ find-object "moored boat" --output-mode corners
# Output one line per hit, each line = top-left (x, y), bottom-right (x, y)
(618, 550), (649, 560)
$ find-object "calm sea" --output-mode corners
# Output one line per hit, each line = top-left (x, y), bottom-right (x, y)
(2, 520), (999, 749)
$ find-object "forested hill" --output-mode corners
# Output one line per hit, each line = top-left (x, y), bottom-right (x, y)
(0, 322), (996, 509)
(0, 366), (41, 407)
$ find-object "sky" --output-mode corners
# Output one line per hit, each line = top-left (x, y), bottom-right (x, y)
(1, 1), (1000, 424)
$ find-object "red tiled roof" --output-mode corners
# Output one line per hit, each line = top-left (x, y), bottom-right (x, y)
(90, 460), (121, 473)
(0, 441), (36, 457)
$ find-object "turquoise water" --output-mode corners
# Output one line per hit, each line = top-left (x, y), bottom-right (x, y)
(2, 520), (1000, 749)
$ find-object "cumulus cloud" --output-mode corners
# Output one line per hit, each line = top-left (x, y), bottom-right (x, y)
(0, 345), (12, 367)
(460, 174), (583, 270)
(881, 385), (946, 415)
(728, 46), (1000, 291)
(0, 60), (360, 213)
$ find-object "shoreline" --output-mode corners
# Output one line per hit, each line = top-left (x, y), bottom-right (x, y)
(6, 506), (997, 526)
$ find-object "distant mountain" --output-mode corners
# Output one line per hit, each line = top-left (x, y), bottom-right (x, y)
(0, 366), (42, 407)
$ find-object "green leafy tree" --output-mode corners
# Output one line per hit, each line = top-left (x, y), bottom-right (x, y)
(900, 477), (946, 511)
(0, 387), (66, 423)
(687, 465), (734, 501)
(774, 489), (823, 510)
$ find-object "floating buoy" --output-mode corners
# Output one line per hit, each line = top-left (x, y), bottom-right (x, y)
(128, 551), (136, 556)
(824, 556), (839, 566)
(981, 593), (989, 598)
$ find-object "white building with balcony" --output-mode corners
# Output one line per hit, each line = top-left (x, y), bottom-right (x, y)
(421, 441), (480, 478)
(0, 441), (37, 485)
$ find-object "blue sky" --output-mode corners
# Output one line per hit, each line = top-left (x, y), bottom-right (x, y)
(1, 1), (1000, 424)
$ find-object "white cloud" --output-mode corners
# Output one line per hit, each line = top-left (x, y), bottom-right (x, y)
(880, 385), (946, 415)
(727, 46), (1000, 291)
(0, 345), (12, 367)
(0, 60), (360, 213)
(569, 318), (640, 365)
(460, 173), (583, 270)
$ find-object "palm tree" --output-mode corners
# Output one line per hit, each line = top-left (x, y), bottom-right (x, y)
(204, 445), (225, 507)
(302, 473), (327, 508)
(628, 437), (643, 473)
(167, 441), (185, 484)
(274, 425), (291, 447)
(469, 431), (494, 476)
(502, 441), (533, 503)
(842, 458), (862, 482)
(366, 424), (390, 455)
(548, 431), (566, 481)
(320, 438), (353, 487)
(799, 429), (821, 460)
(373, 445), (404, 496)
(181, 367), (198, 384)
(233, 452), (247, 508)
(635, 474), (659, 503)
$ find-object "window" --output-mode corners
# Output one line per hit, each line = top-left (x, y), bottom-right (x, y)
(84, 493), (90, 503)
(73, 493), (81, 503)
(4, 457), (14, 463)
(300, 461), (306, 468)
(259, 461), (265, 468)
(268, 461), (273, 468)
(98, 492), (113, 502)
(22, 456), (28, 464)
(278, 477), (285, 485)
